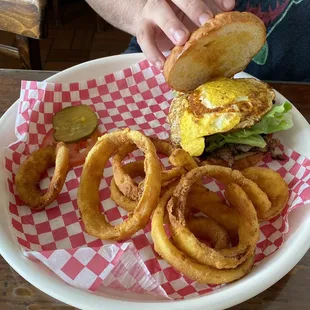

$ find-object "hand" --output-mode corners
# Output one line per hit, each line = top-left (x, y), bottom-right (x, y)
(136, 0), (235, 70)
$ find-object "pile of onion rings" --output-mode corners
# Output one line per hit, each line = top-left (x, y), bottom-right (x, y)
(15, 123), (289, 284)
(167, 166), (259, 270)
(106, 130), (288, 283)
(152, 187), (255, 284)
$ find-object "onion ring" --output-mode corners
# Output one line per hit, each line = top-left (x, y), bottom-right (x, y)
(112, 142), (147, 200)
(151, 137), (176, 156)
(15, 142), (69, 209)
(187, 186), (239, 239)
(196, 165), (271, 218)
(242, 167), (289, 221)
(151, 188), (255, 284)
(112, 137), (183, 200)
(168, 167), (259, 269)
(110, 161), (184, 212)
(110, 161), (144, 213)
(187, 217), (230, 250)
(169, 148), (198, 171)
(169, 148), (206, 193)
(78, 129), (162, 240)
(166, 149), (240, 237)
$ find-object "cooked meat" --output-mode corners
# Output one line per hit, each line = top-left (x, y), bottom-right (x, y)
(199, 135), (285, 166)
(265, 135), (285, 160)
(214, 146), (235, 167)
(235, 144), (253, 153)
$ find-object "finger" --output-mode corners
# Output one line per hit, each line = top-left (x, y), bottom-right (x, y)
(206, 1), (225, 15)
(172, 0), (213, 27)
(136, 20), (166, 70)
(147, 0), (190, 46)
(156, 28), (176, 52)
(213, 0), (235, 11)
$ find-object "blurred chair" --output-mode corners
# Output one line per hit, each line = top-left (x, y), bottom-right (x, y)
(0, 0), (47, 69)
(52, 0), (62, 27)
(52, 0), (107, 31)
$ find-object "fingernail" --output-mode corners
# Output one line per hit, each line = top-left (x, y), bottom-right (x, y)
(172, 29), (186, 43)
(155, 60), (163, 70)
(199, 13), (211, 26)
(222, 0), (234, 10)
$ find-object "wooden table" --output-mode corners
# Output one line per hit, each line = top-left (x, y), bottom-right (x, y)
(0, 68), (309, 309)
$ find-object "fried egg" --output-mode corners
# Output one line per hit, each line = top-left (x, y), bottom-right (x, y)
(168, 78), (275, 156)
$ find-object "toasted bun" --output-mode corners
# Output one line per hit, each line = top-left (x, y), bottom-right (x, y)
(164, 12), (266, 92)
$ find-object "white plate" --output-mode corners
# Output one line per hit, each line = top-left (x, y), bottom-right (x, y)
(0, 53), (310, 310)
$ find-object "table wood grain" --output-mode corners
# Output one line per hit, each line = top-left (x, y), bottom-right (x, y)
(0, 69), (309, 310)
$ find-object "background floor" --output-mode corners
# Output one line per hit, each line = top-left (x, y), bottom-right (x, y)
(0, 0), (132, 71)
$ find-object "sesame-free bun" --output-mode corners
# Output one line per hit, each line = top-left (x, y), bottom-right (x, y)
(163, 12), (266, 92)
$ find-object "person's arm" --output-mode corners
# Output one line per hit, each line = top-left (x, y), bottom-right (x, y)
(86, 0), (146, 36)
(87, 0), (235, 69)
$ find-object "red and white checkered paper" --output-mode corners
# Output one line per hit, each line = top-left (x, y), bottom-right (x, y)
(3, 59), (310, 300)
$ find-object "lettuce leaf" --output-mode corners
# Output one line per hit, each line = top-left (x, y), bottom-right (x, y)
(205, 101), (293, 152)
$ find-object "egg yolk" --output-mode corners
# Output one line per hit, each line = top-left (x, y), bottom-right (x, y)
(180, 110), (240, 156)
(198, 78), (256, 109)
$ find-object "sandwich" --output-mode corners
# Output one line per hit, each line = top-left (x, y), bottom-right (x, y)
(164, 11), (293, 169)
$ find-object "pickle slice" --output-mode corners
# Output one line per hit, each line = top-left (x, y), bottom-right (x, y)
(52, 105), (98, 143)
